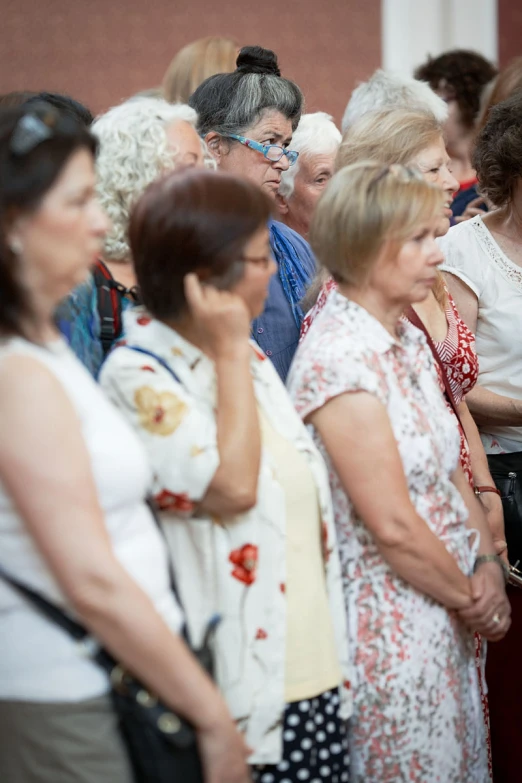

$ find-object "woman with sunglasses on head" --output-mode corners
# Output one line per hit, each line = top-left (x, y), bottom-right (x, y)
(189, 45), (316, 383)
(288, 162), (509, 783)
(0, 104), (250, 783)
(100, 167), (352, 782)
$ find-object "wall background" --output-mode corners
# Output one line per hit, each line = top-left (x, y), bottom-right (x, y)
(0, 0), (381, 126)
(498, 0), (522, 64)
(1, 1), (519, 126)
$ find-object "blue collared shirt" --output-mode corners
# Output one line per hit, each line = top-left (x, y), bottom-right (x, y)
(252, 221), (316, 382)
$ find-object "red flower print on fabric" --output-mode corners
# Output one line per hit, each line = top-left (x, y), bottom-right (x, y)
(229, 544), (258, 585)
(322, 521), (332, 563)
(154, 489), (194, 514)
(255, 628), (267, 640)
(141, 365), (156, 373)
(137, 315), (151, 326)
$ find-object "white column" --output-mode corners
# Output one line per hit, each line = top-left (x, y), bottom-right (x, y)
(381, 0), (498, 77)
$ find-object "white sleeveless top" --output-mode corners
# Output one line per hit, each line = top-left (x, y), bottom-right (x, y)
(439, 215), (522, 453)
(0, 337), (183, 702)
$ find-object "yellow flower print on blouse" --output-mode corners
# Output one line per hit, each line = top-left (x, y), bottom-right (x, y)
(134, 386), (188, 436)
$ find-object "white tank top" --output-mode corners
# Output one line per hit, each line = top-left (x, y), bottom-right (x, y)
(0, 337), (183, 702)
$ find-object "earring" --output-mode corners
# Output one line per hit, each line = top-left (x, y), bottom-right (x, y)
(9, 238), (22, 255)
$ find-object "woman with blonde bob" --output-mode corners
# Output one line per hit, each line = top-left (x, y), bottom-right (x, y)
(288, 161), (509, 782)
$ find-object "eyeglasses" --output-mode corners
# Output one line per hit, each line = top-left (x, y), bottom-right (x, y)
(225, 133), (299, 167)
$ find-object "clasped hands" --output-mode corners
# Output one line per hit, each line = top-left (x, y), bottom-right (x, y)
(457, 561), (511, 641)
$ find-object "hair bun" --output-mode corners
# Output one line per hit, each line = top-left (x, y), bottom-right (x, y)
(236, 46), (281, 77)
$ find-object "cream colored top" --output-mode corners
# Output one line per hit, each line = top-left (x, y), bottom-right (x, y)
(259, 410), (341, 703)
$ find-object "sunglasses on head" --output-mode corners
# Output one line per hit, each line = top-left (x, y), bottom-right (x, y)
(9, 103), (73, 157)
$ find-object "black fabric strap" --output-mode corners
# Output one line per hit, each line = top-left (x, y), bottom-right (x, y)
(0, 564), (89, 642)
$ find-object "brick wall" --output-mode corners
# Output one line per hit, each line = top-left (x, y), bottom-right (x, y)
(0, 0), (381, 127)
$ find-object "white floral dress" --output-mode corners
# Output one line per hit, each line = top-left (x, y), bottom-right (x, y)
(288, 291), (489, 783)
(100, 309), (352, 765)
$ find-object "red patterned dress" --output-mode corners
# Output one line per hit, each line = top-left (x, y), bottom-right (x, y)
(432, 289), (479, 484)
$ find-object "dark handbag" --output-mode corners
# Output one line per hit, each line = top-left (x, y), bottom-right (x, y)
(487, 451), (522, 582)
(0, 504), (219, 783)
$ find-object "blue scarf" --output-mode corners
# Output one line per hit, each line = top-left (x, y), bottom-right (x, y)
(269, 221), (309, 329)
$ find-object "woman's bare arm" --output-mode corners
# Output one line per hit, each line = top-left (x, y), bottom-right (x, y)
(444, 270), (522, 426)
(308, 391), (472, 610)
(458, 399), (506, 555)
(0, 355), (249, 783)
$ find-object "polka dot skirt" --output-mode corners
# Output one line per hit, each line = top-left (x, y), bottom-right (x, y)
(252, 688), (350, 783)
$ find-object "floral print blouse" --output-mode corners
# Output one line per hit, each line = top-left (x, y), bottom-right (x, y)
(99, 308), (352, 765)
(288, 290), (487, 782)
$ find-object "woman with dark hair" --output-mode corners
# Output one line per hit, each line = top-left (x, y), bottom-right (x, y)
(189, 45), (316, 382)
(0, 104), (250, 783)
(100, 167), (352, 781)
(441, 90), (522, 783)
(415, 49), (497, 217)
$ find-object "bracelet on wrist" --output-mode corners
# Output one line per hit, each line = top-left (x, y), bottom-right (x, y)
(473, 553), (509, 583)
(474, 485), (501, 497)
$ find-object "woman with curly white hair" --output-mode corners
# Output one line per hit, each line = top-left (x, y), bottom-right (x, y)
(56, 97), (207, 376)
(91, 97), (207, 364)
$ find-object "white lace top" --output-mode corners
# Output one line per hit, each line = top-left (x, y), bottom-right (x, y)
(440, 215), (522, 453)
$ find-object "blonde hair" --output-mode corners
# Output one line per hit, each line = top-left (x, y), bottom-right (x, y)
(334, 109), (447, 305)
(337, 108), (442, 172)
(162, 36), (238, 104)
(310, 162), (442, 288)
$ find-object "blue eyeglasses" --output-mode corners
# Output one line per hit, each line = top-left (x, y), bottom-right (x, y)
(224, 133), (299, 167)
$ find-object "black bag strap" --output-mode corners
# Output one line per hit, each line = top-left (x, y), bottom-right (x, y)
(0, 564), (89, 642)
(93, 260), (123, 356)
(93, 261), (141, 356)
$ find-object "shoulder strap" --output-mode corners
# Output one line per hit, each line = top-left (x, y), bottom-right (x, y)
(0, 564), (89, 641)
(124, 345), (182, 384)
(404, 306), (463, 428)
(93, 260), (123, 356)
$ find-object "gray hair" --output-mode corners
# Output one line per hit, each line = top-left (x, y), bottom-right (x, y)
(189, 45), (303, 136)
(342, 69), (448, 132)
(279, 112), (342, 200)
(92, 97), (211, 262)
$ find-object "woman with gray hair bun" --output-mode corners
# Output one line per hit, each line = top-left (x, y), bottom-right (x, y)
(190, 45), (317, 382)
(277, 112), (341, 239)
